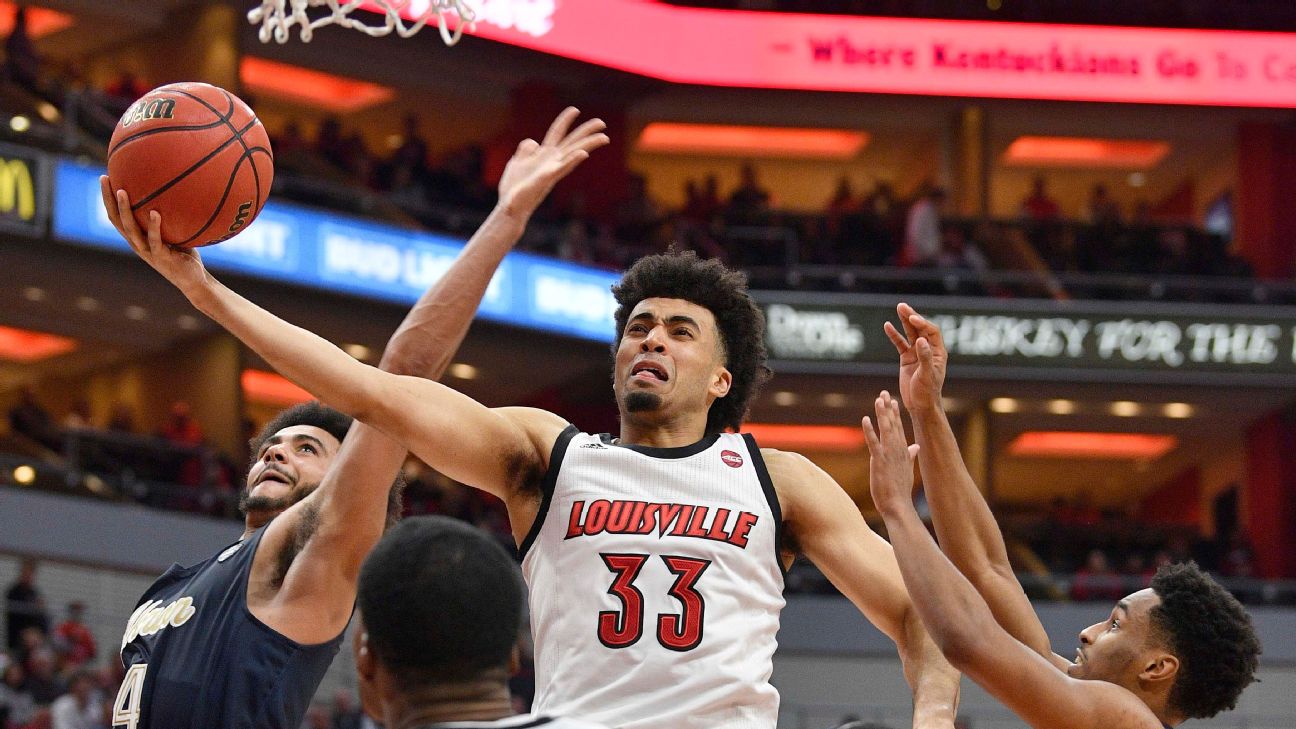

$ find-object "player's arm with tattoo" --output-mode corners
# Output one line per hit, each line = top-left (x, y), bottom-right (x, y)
(863, 392), (1163, 729)
(767, 449), (960, 729)
(884, 303), (1064, 667)
(104, 109), (606, 504)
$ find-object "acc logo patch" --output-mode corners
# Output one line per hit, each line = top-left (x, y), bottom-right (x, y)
(720, 450), (744, 468)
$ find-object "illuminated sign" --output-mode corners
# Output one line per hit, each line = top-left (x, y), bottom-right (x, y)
(440, 1), (1296, 108)
(51, 159), (620, 342)
(0, 143), (47, 236)
(759, 293), (1296, 385)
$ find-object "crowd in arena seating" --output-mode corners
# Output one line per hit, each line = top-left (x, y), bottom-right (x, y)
(0, 4), (1263, 306)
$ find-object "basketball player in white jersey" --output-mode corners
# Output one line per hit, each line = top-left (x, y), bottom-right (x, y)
(354, 515), (608, 729)
(119, 202), (961, 726)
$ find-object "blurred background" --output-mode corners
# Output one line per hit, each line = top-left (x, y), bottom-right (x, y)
(0, 1), (1293, 728)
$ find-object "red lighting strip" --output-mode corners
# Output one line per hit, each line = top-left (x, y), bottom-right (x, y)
(241, 369), (314, 406)
(1008, 431), (1177, 459)
(1003, 136), (1171, 168)
(400, 1), (1296, 108)
(743, 423), (866, 451)
(0, 3), (74, 38)
(239, 57), (395, 113)
(0, 325), (77, 362)
(637, 122), (869, 159)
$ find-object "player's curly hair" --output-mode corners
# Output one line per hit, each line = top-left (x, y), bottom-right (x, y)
(1149, 562), (1261, 719)
(612, 250), (771, 434)
(249, 401), (405, 528)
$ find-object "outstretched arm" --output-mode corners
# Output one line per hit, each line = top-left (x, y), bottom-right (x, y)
(863, 393), (1161, 729)
(885, 303), (1061, 666)
(102, 109), (607, 500)
(769, 450), (960, 729)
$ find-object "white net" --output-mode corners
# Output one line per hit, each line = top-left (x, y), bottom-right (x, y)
(248, 0), (477, 45)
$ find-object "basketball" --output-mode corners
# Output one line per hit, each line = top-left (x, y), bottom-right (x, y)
(107, 82), (273, 248)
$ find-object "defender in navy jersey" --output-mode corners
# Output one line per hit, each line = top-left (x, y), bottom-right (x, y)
(863, 305), (1260, 729)
(103, 108), (609, 729)
(129, 240), (963, 727)
(352, 516), (607, 729)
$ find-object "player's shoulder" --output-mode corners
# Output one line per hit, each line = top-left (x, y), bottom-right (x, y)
(491, 406), (574, 459)
(757, 447), (826, 482)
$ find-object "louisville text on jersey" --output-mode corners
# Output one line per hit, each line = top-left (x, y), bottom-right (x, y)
(120, 596), (198, 648)
(564, 500), (760, 549)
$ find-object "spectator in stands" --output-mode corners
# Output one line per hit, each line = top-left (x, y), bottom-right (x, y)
(1069, 549), (1124, 602)
(22, 648), (62, 706)
(1020, 176), (1060, 220)
(825, 176), (858, 217)
(52, 604), (94, 669)
(935, 226), (989, 273)
(1084, 183), (1122, 225)
(2, 6), (40, 91)
(61, 402), (91, 430)
(8, 389), (59, 452)
(391, 113), (429, 177)
(725, 162), (771, 223)
(331, 690), (362, 729)
(5, 561), (48, 652)
(613, 173), (665, 249)
(0, 660), (36, 728)
(902, 184), (945, 267)
(106, 403), (135, 434)
(1220, 532), (1257, 579)
(274, 120), (309, 156)
(159, 401), (202, 447)
(315, 117), (346, 170)
(48, 670), (99, 729)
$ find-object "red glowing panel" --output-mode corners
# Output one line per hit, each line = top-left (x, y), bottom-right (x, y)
(404, 1), (1296, 108)
(1004, 136), (1171, 168)
(742, 423), (866, 451)
(241, 369), (313, 406)
(637, 122), (868, 159)
(239, 57), (395, 113)
(0, 326), (76, 362)
(0, 3), (74, 38)
(1008, 431), (1177, 459)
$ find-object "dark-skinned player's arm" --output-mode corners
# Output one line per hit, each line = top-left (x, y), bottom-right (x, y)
(244, 109), (604, 641)
(102, 109), (607, 507)
(863, 392), (1163, 729)
(764, 449), (960, 729)
(884, 303), (1065, 668)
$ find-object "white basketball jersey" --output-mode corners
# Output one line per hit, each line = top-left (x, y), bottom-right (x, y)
(411, 714), (608, 729)
(521, 428), (786, 729)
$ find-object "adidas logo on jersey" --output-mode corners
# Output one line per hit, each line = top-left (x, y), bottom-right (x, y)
(579, 442), (607, 449)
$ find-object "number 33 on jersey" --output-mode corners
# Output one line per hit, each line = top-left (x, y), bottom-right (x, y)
(521, 428), (786, 729)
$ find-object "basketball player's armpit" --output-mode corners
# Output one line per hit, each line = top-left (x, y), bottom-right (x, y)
(269, 501), (321, 589)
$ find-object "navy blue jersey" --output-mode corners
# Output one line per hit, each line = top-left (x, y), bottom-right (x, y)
(115, 525), (344, 729)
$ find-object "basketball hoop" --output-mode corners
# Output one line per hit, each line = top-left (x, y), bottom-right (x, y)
(248, 0), (477, 45)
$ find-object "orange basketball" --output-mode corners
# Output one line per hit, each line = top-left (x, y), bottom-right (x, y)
(107, 82), (274, 248)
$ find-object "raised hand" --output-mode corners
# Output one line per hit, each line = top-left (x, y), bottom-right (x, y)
(497, 107), (609, 218)
(862, 390), (920, 517)
(100, 175), (212, 296)
(883, 302), (948, 413)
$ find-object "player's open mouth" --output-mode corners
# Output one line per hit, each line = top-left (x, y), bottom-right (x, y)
(631, 361), (669, 382)
(1075, 648), (1085, 664)
(257, 472), (291, 486)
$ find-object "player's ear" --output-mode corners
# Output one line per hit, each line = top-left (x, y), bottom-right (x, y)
(508, 644), (521, 675)
(1139, 650), (1179, 687)
(355, 631), (376, 681)
(710, 366), (732, 399)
